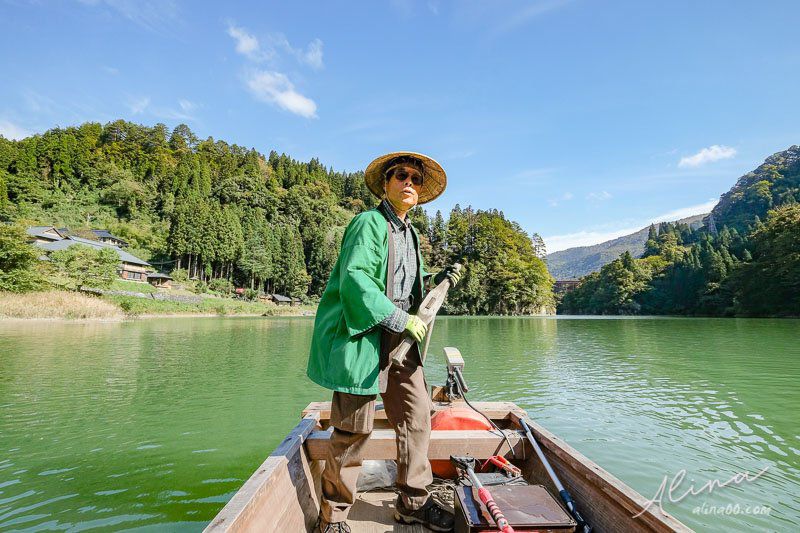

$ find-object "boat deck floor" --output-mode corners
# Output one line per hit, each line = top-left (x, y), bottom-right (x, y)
(348, 490), (428, 532)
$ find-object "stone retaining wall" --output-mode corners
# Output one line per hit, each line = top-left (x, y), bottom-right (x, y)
(82, 288), (204, 304)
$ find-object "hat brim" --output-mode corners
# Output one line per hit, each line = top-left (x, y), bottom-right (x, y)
(364, 151), (447, 205)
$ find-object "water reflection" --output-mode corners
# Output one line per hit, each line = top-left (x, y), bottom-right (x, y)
(0, 316), (798, 531)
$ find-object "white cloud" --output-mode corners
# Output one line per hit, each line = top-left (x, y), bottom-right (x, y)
(227, 23), (322, 68)
(647, 199), (718, 224)
(227, 23), (271, 62)
(228, 23), (323, 116)
(245, 70), (317, 118)
(127, 96), (150, 114)
(548, 191), (574, 206)
(544, 198), (718, 253)
(678, 145), (736, 168)
(151, 106), (195, 122)
(0, 120), (32, 140)
(124, 97), (197, 122)
(20, 90), (105, 124)
(301, 38), (324, 69)
(545, 227), (640, 253)
(587, 191), (612, 201)
(23, 90), (57, 113)
(272, 34), (324, 69)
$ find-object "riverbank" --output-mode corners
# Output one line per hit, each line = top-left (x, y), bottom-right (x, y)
(0, 291), (315, 320)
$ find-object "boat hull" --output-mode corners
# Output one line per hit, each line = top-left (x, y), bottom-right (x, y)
(204, 400), (690, 532)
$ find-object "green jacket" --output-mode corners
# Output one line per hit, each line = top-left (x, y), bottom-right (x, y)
(306, 208), (427, 395)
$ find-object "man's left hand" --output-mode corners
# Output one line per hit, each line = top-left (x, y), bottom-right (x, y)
(434, 263), (463, 287)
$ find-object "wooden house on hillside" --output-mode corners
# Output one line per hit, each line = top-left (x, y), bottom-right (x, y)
(147, 272), (173, 288)
(91, 229), (129, 248)
(28, 227), (151, 282)
(25, 226), (67, 244)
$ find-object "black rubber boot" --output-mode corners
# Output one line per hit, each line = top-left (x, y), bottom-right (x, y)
(394, 496), (454, 532)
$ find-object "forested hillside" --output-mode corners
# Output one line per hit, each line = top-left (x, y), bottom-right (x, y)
(0, 120), (553, 314)
(546, 214), (705, 279)
(559, 146), (800, 316)
(708, 146), (800, 232)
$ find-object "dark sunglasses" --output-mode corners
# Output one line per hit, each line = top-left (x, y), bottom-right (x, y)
(390, 169), (424, 186)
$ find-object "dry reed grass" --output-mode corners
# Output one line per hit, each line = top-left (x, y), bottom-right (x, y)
(0, 291), (124, 320)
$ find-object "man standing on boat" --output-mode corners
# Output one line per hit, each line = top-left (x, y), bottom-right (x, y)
(307, 152), (462, 532)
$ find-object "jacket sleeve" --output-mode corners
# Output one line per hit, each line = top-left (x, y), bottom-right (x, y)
(338, 215), (397, 338)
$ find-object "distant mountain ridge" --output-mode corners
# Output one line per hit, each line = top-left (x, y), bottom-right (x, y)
(556, 145), (800, 317)
(546, 214), (706, 280)
(547, 144), (800, 280)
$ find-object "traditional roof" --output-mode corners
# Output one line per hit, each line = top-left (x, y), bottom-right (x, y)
(91, 229), (129, 245)
(271, 293), (292, 302)
(26, 225), (55, 234)
(147, 272), (173, 280)
(25, 226), (66, 241)
(36, 236), (150, 267)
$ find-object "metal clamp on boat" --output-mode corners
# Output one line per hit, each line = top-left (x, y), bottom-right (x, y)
(443, 346), (469, 400)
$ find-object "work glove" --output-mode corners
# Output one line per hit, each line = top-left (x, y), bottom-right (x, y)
(433, 263), (463, 287)
(404, 314), (428, 343)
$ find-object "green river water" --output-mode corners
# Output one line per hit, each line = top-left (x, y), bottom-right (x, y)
(0, 316), (798, 532)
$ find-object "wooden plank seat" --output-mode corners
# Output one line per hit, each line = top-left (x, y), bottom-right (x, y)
(305, 428), (526, 460)
(302, 400), (526, 427)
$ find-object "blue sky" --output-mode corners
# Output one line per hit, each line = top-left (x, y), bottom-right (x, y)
(2, 0), (799, 252)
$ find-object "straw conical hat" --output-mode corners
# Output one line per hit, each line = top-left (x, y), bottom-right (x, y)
(364, 151), (447, 204)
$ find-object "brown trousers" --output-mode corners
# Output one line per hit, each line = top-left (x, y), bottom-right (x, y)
(320, 340), (433, 523)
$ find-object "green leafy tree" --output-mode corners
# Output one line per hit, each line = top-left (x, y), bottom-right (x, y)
(531, 232), (547, 259)
(442, 206), (554, 314)
(0, 225), (44, 292)
(428, 210), (448, 269)
(170, 268), (189, 282)
(730, 204), (800, 315)
(643, 224), (659, 257)
(49, 245), (119, 291)
(273, 223), (310, 297)
(306, 225), (344, 296)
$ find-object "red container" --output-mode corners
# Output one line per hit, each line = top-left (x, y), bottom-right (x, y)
(430, 405), (492, 478)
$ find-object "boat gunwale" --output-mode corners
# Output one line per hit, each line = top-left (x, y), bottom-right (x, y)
(205, 402), (693, 532)
(204, 412), (320, 532)
(506, 411), (691, 532)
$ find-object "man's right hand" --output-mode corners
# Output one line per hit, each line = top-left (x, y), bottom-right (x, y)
(404, 315), (428, 342)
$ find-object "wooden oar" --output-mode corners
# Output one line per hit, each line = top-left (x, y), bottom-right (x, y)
(390, 264), (460, 367)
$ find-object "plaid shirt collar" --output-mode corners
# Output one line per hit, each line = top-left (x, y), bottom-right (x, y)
(379, 199), (411, 231)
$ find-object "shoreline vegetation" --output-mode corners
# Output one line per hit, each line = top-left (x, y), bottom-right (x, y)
(0, 120), (555, 317)
(0, 290), (315, 321)
(2, 121), (796, 317)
